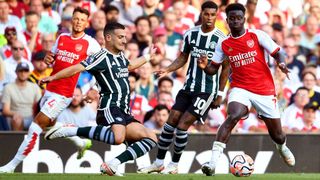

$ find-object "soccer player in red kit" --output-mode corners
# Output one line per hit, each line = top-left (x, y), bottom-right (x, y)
(197, 3), (295, 176)
(0, 7), (100, 173)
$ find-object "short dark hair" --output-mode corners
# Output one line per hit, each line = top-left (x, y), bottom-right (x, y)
(225, 3), (246, 16)
(201, 1), (218, 11)
(294, 87), (309, 96)
(154, 104), (170, 113)
(103, 22), (125, 36)
(104, 5), (119, 14)
(302, 71), (317, 81)
(134, 16), (151, 27)
(129, 71), (140, 81)
(73, 7), (90, 17)
(158, 76), (173, 87)
(303, 103), (318, 111)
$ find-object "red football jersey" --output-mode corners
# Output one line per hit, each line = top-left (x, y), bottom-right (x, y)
(23, 31), (42, 53)
(46, 33), (100, 97)
(212, 29), (280, 95)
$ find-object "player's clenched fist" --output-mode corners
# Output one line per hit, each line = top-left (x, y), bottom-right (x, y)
(44, 52), (55, 65)
(197, 54), (208, 69)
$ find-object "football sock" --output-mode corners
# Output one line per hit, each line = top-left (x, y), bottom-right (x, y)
(172, 128), (188, 163)
(116, 138), (156, 163)
(156, 123), (175, 162)
(210, 141), (226, 166)
(275, 139), (286, 150)
(77, 125), (115, 145)
(5, 122), (43, 169)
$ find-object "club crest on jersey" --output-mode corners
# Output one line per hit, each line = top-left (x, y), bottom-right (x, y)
(209, 41), (217, 49)
(75, 44), (83, 52)
(247, 40), (254, 48)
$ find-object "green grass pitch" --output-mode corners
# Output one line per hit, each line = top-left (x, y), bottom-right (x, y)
(1, 173), (320, 180)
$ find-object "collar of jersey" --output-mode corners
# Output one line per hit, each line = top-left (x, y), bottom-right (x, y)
(70, 32), (85, 40)
(199, 26), (216, 36)
(230, 29), (248, 39)
(104, 48), (121, 57)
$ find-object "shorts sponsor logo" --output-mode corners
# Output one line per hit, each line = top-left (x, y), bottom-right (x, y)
(115, 117), (123, 122)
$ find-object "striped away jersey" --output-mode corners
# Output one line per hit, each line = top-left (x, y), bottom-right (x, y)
(180, 25), (226, 94)
(81, 48), (131, 114)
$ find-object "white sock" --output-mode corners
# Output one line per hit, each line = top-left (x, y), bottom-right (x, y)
(110, 158), (121, 166)
(154, 158), (164, 166)
(275, 140), (287, 150)
(66, 136), (85, 148)
(66, 126), (78, 136)
(210, 141), (226, 166)
(6, 122), (43, 169)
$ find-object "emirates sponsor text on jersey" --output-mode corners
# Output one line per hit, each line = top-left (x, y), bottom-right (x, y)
(56, 49), (80, 63)
(229, 50), (257, 67)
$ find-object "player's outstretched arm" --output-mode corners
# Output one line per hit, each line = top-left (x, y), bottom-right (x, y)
(128, 44), (157, 71)
(272, 49), (290, 80)
(154, 52), (189, 79)
(40, 64), (85, 85)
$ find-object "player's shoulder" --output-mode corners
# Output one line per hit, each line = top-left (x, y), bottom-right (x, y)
(213, 27), (227, 38)
(184, 25), (201, 36)
(247, 29), (267, 37)
(91, 48), (107, 58)
(83, 34), (99, 44)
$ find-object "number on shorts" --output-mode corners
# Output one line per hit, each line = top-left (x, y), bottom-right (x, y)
(272, 98), (277, 109)
(47, 99), (56, 108)
(194, 97), (206, 110)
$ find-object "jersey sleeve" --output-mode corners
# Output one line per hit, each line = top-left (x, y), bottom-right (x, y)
(86, 37), (101, 55)
(211, 40), (225, 64)
(254, 29), (280, 55)
(81, 50), (105, 71)
(180, 30), (191, 54)
(51, 35), (61, 54)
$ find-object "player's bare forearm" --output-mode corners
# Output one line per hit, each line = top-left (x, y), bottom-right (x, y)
(128, 56), (148, 71)
(272, 49), (286, 65)
(204, 62), (220, 75)
(53, 64), (85, 80)
(166, 53), (189, 72)
(272, 49), (290, 79)
(218, 60), (230, 92)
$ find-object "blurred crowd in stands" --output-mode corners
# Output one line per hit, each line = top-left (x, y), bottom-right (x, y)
(0, 0), (319, 134)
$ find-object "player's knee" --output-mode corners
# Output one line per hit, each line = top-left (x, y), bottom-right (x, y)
(227, 113), (242, 121)
(33, 113), (53, 130)
(167, 111), (181, 126)
(146, 130), (158, 142)
(136, 129), (157, 142)
(114, 135), (125, 145)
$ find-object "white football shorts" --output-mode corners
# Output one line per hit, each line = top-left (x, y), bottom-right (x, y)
(40, 90), (72, 120)
(228, 87), (280, 119)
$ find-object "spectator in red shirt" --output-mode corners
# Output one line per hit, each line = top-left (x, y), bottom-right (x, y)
(6, 0), (29, 18)
(23, 11), (42, 53)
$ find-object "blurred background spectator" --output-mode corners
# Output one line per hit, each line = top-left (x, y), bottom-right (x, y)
(1, 62), (41, 131)
(144, 104), (169, 133)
